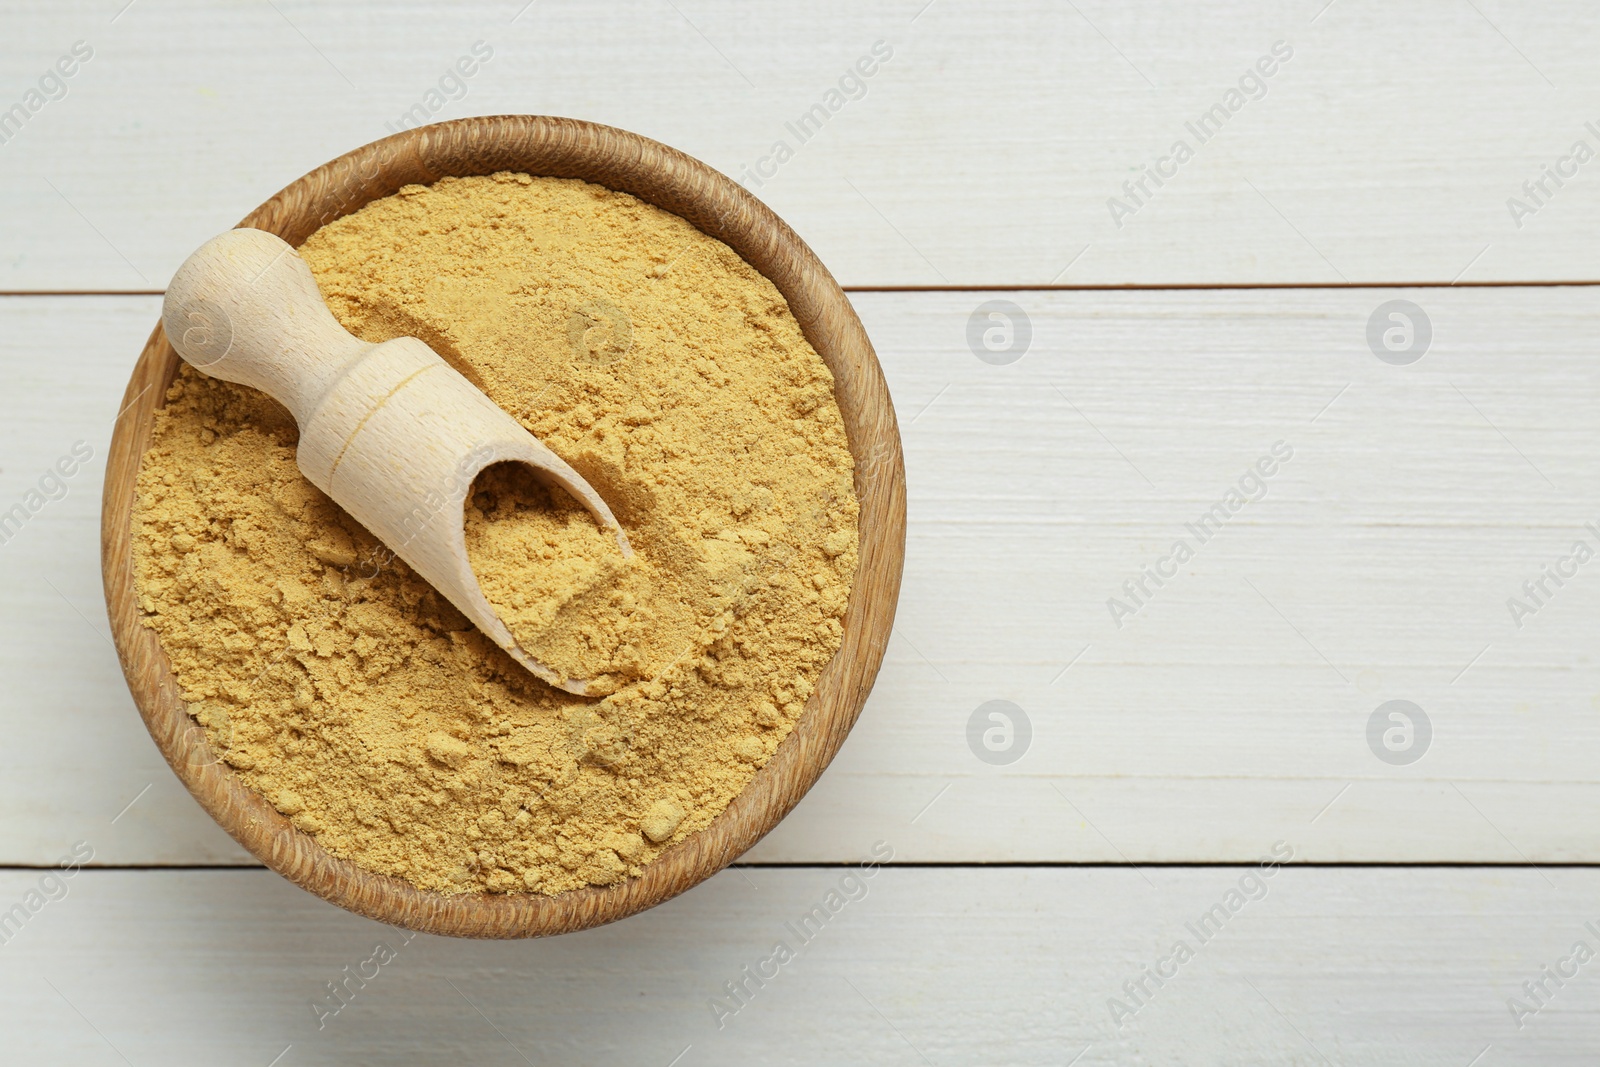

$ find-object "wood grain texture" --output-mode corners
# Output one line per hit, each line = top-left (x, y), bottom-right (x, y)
(3, 866), (1596, 1065)
(6, 1), (1600, 290)
(97, 117), (907, 936)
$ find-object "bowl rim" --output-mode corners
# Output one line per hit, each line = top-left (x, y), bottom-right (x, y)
(100, 115), (906, 938)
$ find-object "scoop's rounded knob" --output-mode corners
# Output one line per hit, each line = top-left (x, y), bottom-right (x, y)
(162, 228), (368, 426)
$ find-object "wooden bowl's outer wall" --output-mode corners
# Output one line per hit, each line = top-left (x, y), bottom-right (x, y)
(101, 117), (907, 938)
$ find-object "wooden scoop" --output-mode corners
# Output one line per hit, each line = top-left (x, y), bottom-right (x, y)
(161, 227), (631, 696)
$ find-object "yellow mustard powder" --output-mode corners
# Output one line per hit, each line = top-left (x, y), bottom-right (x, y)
(131, 173), (858, 895)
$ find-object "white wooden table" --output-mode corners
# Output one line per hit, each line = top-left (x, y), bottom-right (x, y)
(4, 1), (1598, 1062)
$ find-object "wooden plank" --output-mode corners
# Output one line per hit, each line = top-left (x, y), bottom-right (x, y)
(0, 866), (1594, 1063)
(8, 288), (1600, 865)
(0, 296), (253, 865)
(5, 0), (1600, 289)
(755, 284), (1600, 863)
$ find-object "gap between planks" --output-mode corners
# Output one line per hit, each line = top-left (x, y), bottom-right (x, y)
(7, 279), (1600, 297)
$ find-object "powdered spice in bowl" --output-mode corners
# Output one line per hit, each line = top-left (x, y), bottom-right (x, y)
(102, 118), (904, 937)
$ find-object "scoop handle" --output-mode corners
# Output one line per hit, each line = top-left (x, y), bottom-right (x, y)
(162, 228), (368, 426)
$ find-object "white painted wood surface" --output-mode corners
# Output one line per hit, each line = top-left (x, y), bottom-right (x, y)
(5, 1), (1600, 290)
(7, 288), (1599, 865)
(8, 2), (1600, 1058)
(2, 866), (1596, 1065)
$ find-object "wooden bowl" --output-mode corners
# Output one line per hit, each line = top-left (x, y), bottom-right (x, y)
(100, 116), (906, 938)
